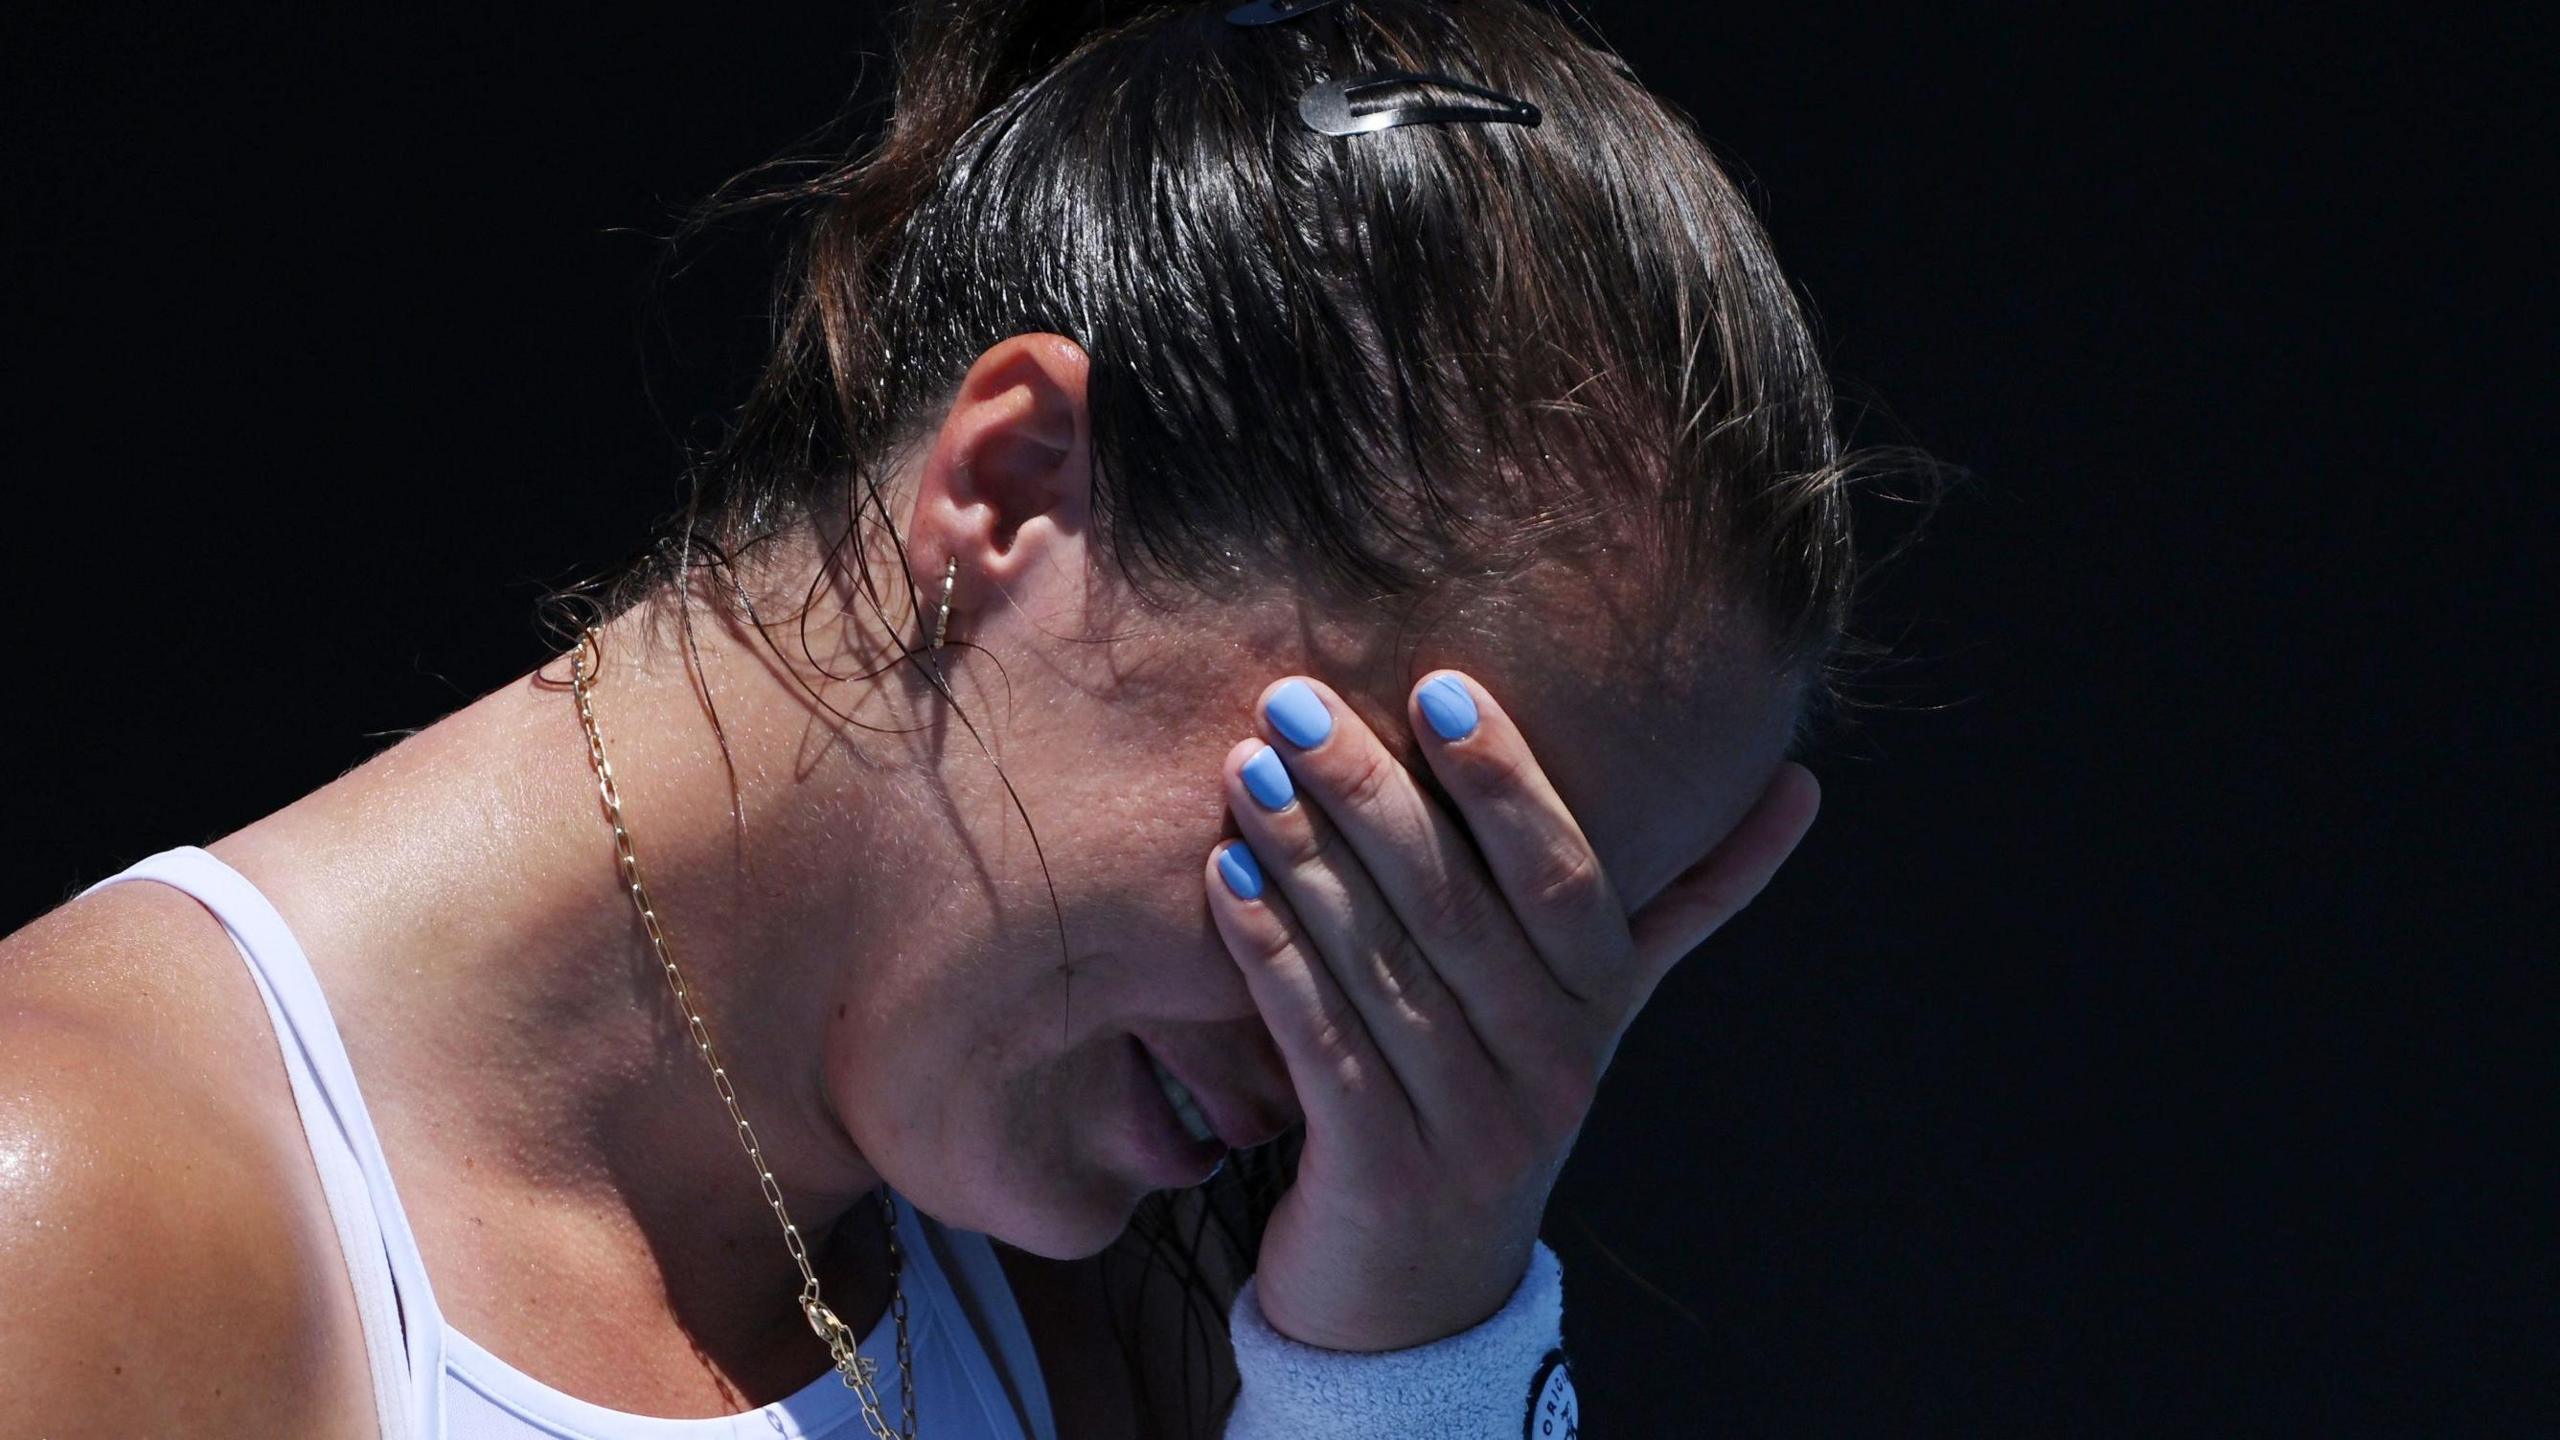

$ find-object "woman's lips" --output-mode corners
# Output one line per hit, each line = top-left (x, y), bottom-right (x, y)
(1130, 1029), (1291, 1153)
(1145, 1048), (1221, 1145)
(1122, 1034), (1226, 1187)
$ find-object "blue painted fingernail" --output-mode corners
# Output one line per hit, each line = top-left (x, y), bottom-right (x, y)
(1240, 743), (1294, 809)
(1417, 674), (1479, 741)
(1263, 680), (1333, 748)
(1216, 842), (1265, 900)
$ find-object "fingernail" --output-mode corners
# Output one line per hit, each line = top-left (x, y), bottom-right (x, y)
(1262, 680), (1333, 748)
(1416, 674), (1479, 741)
(1240, 743), (1294, 810)
(1217, 842), (1265, 900)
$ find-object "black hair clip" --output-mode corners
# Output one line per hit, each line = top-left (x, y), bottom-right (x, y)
(1225, 0), (1346, 24)
(1297, 69), (1541, 136)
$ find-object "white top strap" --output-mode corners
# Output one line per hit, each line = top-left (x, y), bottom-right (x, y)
(81, 845), (439, 1439)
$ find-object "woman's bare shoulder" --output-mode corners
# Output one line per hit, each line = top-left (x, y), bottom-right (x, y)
(0, 881), (377, 1437)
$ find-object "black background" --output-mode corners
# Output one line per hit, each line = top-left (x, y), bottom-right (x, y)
(3, 4), (2541, 1434)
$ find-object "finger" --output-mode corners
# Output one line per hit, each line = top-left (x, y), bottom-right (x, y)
(1249, 679), (1566, 1061)
(1626, 761), (1821, 995)
(1202, 836), (1421, 1169)
(1220, 733), (1502, 1129)
(1404, 670), (1633, 1009)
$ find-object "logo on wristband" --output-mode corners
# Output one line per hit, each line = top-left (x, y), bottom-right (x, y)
(1524, 1347), (1579, 1438)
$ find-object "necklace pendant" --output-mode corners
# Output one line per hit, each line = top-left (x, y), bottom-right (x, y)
(806, 1297), (880, 1387)
(805, 1297), (855, 1352)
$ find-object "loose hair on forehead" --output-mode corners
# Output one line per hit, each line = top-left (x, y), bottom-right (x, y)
(539, 1), (1939, 1432)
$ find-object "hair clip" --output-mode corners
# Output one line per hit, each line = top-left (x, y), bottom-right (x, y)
(1297, 69), (1542, 137)
(1225, 0), (1346, 24)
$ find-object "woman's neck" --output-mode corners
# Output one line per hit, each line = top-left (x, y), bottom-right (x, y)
(208, 597), (922, 1409)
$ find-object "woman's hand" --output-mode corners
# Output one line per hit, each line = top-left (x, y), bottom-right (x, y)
(1204, 670), (1822, 1352)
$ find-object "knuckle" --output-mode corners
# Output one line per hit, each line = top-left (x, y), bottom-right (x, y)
(1239, 926), (1296, 972)
(1271, 811), (1331, 871)
(1333, 746), (1404, 813)
(1307, 1007), (1371, 1073)
(1449, 736), (1538, 796)
(1522, 845), (1608, 918)
(1414, 870), (1500, 949)
(1367, 927), (1440, 1006)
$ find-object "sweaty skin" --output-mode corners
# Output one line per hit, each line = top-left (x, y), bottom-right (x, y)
(0, 332), (1809, 1432)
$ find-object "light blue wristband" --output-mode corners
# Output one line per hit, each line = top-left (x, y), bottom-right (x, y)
(1223, 1239), (1578, 1438)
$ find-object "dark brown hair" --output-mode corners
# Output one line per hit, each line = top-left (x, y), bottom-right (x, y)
(542, 1), (1923, 1431)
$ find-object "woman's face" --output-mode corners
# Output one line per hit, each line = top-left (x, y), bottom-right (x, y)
(821, 569), (1802, 1260)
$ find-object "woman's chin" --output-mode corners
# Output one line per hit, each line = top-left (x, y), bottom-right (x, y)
(970, 1181), (1160, 1261)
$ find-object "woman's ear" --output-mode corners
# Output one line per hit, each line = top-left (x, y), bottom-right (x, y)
(903, 333), (1093, 621)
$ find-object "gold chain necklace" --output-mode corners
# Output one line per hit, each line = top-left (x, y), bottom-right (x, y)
(568, 626), (917, 1440)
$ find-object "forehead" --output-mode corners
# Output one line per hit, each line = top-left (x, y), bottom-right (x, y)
(1108, 548), (1803, 909)
(1329, 640), (1799, 915)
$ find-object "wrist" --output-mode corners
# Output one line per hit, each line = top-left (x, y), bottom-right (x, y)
(1254, 1237), (1541, 1352)
(1223, 1238), (1577, 1439)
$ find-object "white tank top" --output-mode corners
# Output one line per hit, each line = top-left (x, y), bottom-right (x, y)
(81, 845), (1057, 1440)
